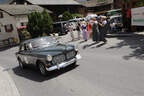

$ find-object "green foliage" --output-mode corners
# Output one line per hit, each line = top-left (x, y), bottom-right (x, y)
(72, 13), (82, 18)
(96, 0), (106, 2)
(18, 29), (31, 42)
(62, 11), (73, 21)
(27, 9), (53, 38)
(27, 11), (43, 38)
(135, 1), (144, 7)
(122, 0), (129, 3)
(42, 9), (53, 35)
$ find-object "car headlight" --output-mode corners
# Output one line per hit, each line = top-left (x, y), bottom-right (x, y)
(46, 55), (52, 61)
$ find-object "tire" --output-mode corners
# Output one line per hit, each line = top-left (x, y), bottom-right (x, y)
(18, 59), (25, 69)
(38, 62), (47, 76)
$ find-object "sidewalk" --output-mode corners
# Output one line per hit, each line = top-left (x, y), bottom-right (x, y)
(0, 67), (20, 96)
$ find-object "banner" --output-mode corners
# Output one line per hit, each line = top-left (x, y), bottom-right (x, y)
(131, 6), (144, 26)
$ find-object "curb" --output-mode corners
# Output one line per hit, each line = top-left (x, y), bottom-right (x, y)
(0, 67), (20, 96)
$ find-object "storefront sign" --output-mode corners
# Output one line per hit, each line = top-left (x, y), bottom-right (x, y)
(131, 6), (144, 26)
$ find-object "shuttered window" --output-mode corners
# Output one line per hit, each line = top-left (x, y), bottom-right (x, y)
(4, 24), (13, 32)
(0, 12), (3, 18)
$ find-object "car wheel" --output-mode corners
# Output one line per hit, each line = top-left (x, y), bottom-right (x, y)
(18, 59), (25, 69)
(39, 62), (47, 76)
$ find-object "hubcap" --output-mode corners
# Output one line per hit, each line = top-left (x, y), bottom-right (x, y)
(39, 64), (45, 75)
(19, 61), (23, 68)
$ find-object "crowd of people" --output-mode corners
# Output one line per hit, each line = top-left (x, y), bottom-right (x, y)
(68, 16), (109, 43)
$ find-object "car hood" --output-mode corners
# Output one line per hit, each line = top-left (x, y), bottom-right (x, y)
(31, 44), (75, 56)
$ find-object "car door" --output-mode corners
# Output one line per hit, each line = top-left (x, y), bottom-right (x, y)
(19, 43), (31, 64)
(25, 43), (35, 65)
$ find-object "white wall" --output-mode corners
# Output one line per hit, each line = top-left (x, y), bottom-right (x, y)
(0, 11), (21, 44)
(15, 15), (28, 27)
(131, 6), (144, 26)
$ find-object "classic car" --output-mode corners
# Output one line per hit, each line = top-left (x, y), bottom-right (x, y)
(16, 36), (81, 75)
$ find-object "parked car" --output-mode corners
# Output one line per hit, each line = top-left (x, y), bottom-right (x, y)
(109, 15), (123, 33)
(53, 21), (69, 35)
(106, 9), (121, 17)
(15, 36), (81, 75)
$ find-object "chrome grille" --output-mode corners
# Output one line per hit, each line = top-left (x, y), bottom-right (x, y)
(52, 54), (66, 64)
(66, 50), (76, 59)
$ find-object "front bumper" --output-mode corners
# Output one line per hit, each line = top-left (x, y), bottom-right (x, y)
(46, 54), (81, 71)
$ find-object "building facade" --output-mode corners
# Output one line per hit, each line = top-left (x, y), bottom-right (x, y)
(78, 0), (113, 15)
(9, 0), (84, 17)
(0, 10), (19, 43)
(0, 5), (49, 45)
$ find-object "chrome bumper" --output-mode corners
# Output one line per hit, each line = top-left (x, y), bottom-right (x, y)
(46, 54), (81, 71)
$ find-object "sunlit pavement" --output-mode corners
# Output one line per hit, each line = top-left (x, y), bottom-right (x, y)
(1, 32), (144, 96)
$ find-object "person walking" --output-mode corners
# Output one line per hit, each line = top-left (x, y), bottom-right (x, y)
(81, 21), (88, 41)
(98, 16), (107, 43)
(92, 17), (99, 42)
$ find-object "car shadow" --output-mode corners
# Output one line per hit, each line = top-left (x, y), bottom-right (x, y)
(12, 64), (79, 82)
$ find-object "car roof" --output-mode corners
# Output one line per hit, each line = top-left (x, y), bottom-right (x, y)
(110, 15), (122, 19)
(54, 21), (69, 24)
(21, 36), (54, 45)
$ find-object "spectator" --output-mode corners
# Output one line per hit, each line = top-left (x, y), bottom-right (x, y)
(98, 16), (107, 43)
(68, 23), (74, 41)
(76, 22), (81, 40)
(81, 21), (88, 41)
(92, 17), (99, 42)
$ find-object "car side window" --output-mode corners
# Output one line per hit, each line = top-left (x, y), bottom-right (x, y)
(24, 44), (27, 51)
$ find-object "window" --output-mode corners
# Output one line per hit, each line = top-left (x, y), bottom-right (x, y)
(21, 22), (27, 26)
(0, 12), (3, 18)
(21, 22), (24, 26)
(4, 24), (13, 32)
(19, 45), (24, 51)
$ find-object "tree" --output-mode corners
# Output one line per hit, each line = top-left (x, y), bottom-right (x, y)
(72, 13), (82, 18)
(27, 12), (43, 38)
(41, 9), (53, 35)
(62, 11), (73, 21)
(96, 0), (106, 2)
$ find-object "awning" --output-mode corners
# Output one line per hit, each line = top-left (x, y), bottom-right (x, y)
(17, 26), (27, 30)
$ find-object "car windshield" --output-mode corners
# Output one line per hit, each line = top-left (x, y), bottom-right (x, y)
(30, 37), (58, 49)
(110, 17), (122, 24)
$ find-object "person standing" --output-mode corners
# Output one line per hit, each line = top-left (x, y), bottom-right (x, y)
(126, 8), (131, 32)
(98, 16), (107, 43)
(68, 23), (74, 41)
(92, 17), (99, 42)
(76, 22), (81, 40)
(81, 21), (88, 41)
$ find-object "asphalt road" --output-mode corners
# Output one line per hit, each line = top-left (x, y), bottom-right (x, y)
(1, 35), (144, 96)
